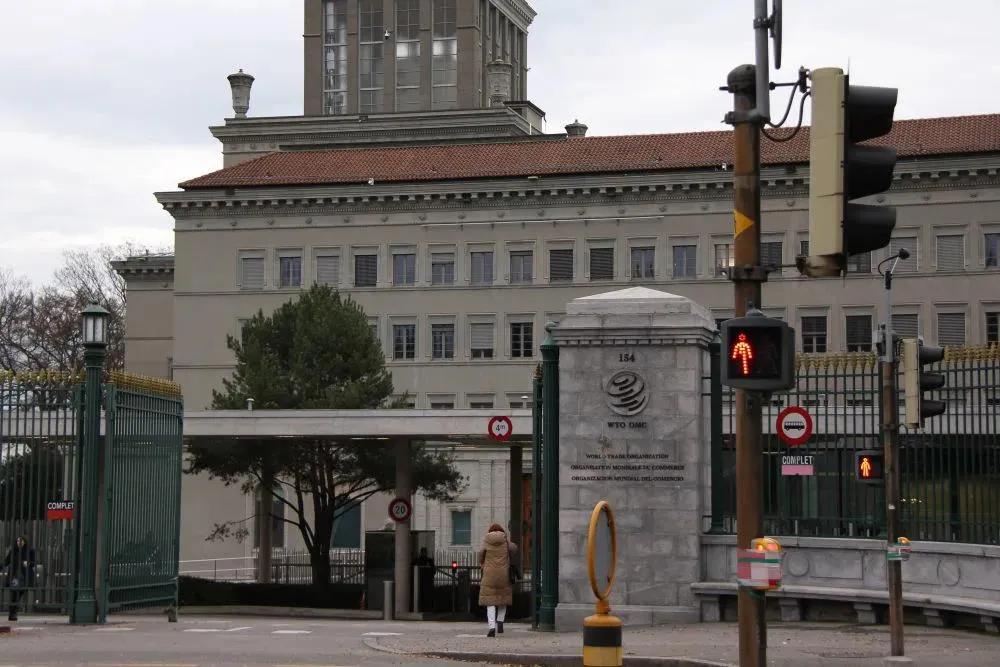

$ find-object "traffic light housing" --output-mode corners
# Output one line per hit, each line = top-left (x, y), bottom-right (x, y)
(799, 67), (898, 277)
(720, 313), (796, 392)
(902, 338), (946, 428)
(854, 450), (884, 484)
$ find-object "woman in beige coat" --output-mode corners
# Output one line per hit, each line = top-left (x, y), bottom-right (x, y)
(478, 523), (518, 637)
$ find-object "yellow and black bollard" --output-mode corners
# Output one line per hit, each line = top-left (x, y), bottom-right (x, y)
(583, 599), (623, 667)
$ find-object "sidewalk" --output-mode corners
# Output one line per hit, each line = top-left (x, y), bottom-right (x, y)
(365, 619), (1000, 666)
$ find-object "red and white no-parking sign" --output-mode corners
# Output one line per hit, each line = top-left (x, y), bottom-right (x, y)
(488, 415), (513, 442)
(388, 497), (412, 523)
(776, 406), (813, 447)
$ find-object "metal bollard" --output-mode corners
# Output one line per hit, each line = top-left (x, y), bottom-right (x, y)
(383, 580), (395, 621)
(583, 604), (622, 667)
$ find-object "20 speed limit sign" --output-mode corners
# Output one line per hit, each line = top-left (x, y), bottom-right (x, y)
(488, 416), (513, 442)
(776, 406), (813, 447)
(388, 497), (412, 523)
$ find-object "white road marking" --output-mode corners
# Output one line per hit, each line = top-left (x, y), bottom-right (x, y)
(225, 626), (253, 632)
(361, 631), (402, 636)
(183, 628), (222, 633)
(455, 633), (485, 638)
(272, 629), (312, 634)
(94, 626), (135, 632)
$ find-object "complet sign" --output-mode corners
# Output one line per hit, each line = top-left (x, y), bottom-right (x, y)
(46, 500), (75, 521)
(781, 454), (815, 476)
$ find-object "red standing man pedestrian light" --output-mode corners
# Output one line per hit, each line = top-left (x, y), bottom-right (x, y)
(731, 332), (754, 376)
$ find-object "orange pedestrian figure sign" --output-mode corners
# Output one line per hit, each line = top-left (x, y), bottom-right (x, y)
(731, 332), (754, 376)
(854, 450), (883, 483)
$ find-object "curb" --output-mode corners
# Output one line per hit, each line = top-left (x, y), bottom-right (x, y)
(362, 635), (734, 667)
(174, 605), (382, 620)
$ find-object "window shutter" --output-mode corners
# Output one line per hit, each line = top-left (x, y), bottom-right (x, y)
(316, 255), (341, 285)
(845, 315), (873, 351)
(549, 249), (573, 281)
(936, 235), (964, 272)
(889, 238), (917, 272)
(355, 255), (377, 287)
(937, 313), (966, 347)
(241, 257), (264, 289)
(892, 314), (919, 338)
(590, 247), (614, 280)
(470, 323), (493, 351)
(761, 242), (783, 268)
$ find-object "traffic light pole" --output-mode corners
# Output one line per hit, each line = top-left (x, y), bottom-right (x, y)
(880, 268), (905, 657)
(727, 63), (766, 667)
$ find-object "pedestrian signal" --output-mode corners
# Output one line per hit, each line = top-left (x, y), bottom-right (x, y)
(720, 311), (795, 392)
(854, 450), (884, 484)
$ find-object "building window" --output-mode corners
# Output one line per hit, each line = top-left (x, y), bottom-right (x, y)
(355, 254), (377, 287)
(359, 0), (385, 114)
(508, 394), (529, 409)
(846, 252), (872, 274)
(470, 323), (494, 359)
(630, 247), (655, 279)
(393, 253), (416, 286)
(986, 234), (1000, 268)
(892, 314), (919, 338)
(431, 253), (455, 285)
(323, 0), (348, 114)
(509, 251), (533, 284)
(316, 254), (341, 286)
(393, 324), (416, 360)
(471, 251), (493, 285)
(278, 255), (302, 288)
(987, 312), (999, 344)
(431, 323), (455, 359)
(845, 314), (873, 352)
(511, 322), (533, 358)
(332, 502), (361, 548)
(672, 245), (697, 278)
(451, 510), (471, 545)
(240, 255), (265, 290)
(589, 247), (614, 281)
(799, 240), (809, 257)
(394, 0), (421, 112)
(936, 234), (965, 272)
(890, 237), (917, 272)
(469, 399), (494, 409)
(761, 241), (783, 269)
(432, 0), (458, 110)
(549, 249), (573, 282)
(801, 316), (827, 353)
(431, 400), (454, 409)
(714, 243), (734, 277)
(937, 312), (966, 347)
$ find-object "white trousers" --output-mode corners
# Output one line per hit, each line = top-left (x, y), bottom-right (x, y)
(486, 604), (507, 629)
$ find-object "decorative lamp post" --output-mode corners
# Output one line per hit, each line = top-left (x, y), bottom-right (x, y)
(71, 304), (110, 624)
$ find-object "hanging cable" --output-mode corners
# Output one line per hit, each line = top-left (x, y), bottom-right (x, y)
(767, 84), (799, 129)
(763, 91), (810, 143)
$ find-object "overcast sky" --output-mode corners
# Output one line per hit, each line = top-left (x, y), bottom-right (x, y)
(1, 1), (997, 285)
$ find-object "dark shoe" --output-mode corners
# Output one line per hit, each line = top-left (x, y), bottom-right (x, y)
(497, 621), (504, 634)
(486, 628), (496, 638)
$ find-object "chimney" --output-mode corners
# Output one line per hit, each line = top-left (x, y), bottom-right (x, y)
(565, 119), (588, 137)
(486, 60), (513, 108)
(228, 69), (255, 119)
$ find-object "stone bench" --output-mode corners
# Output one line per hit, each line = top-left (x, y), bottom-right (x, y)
(691, 581), (1000, 633)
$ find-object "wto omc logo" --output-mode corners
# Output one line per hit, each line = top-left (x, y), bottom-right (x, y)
(604, 370), (649, 416)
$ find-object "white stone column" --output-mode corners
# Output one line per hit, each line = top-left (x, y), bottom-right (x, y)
(552, 287), (715, 630)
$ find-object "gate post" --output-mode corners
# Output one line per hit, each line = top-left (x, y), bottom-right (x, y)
(71, 304), (110, 625)
(538, 324), (560, 631)
(708, 338), (726, 534)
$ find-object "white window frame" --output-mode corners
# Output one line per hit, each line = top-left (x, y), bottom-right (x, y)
(391, 245), (418, 286)
(505, 241), (535, 285)
(627, 236), (657, 281)
(466, 393), (496, 409)
(313, 247), (343, 287)
(670, 237), (699, 279)
(508, 314), (535, 359)
(798, 310), (829, 354)
(275, 248), (304, 289)
(389, 316), (418, 361)
(237, 249), (267, 290)
(428, 243), (457, 286)
(467, 243), (495, 286)
(843, 308), (876, 353)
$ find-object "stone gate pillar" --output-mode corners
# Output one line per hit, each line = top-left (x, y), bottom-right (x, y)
(552, 287), (715, 630)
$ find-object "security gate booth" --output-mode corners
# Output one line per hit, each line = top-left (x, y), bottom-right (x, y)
(0, 369), (183, 623)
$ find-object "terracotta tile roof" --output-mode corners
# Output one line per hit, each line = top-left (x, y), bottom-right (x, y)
(179, 114), (1000, 190)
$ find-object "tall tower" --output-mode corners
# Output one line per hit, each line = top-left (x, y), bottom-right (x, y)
(303, 0), (535, 116)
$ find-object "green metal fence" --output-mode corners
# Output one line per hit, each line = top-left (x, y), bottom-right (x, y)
(707, 344), (1000, 545)
(0, 372), (82, 612)
(101, 375), (183, 616)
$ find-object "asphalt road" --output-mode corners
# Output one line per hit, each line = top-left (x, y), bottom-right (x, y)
(0, 615), (486, 667)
